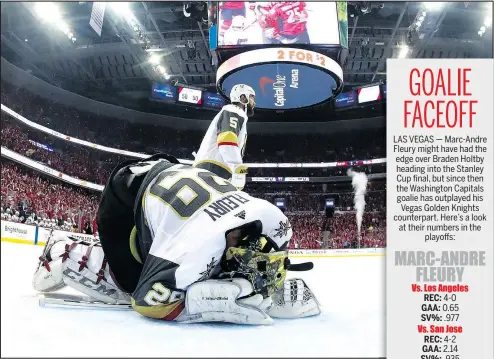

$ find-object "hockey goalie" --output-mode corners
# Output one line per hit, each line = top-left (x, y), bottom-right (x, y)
(32, 155), (321, 325)
(193, 84), (255, 191)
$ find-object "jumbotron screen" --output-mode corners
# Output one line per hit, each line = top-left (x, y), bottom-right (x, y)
(217, 1), (340, 46)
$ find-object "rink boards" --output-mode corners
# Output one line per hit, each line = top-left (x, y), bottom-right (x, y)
(1, 220), (385, 258)
(1, 220), (96, 246)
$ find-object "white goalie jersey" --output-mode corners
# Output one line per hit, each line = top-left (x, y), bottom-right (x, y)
(131, 164), (292, 320)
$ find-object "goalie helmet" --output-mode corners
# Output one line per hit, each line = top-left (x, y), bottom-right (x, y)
(230, 84), (256, 117)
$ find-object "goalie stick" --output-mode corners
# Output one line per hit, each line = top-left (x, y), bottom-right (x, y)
(39, 293), (132, 310)
(285, 259), (314, 271)
(287, 261), (313, 271)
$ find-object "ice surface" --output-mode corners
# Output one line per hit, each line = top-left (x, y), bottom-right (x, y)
(1, 242), (385, 357)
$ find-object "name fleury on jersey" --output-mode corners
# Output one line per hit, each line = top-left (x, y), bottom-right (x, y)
(203, 193), (250, 221)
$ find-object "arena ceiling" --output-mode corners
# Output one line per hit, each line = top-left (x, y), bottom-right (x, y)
(1, 1), (492, 106)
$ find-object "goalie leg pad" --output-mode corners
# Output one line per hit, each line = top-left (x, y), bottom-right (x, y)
(32, 235), (69, 292)
(176, 278), (274, 325)
(267, 278), (321, 319)
(33, 233), (131, 304)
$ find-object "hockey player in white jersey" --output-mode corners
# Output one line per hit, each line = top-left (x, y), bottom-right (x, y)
(32, 155), (320, 325)
(193, 84), (255, 190)
(223, 16), (249, 45)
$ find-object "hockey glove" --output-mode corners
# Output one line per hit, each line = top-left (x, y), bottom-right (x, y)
(229, 164), (248, 190)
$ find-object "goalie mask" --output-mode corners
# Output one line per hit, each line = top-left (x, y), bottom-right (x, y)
(230, 84), (256, 117)
(221, 246), (287, 298)
(220, 200), (293, 298)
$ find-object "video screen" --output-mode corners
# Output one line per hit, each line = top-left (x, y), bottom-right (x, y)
(203, 92), (227, 109)
(275, 198), (286, 208)
(357, 85), (381, 104)
(28, 140), (54, 152)
(217, 1), (340, 46)
(334, 90), (357, 108)
(151, 83), (176, 102)
(178, 87), (203, 105)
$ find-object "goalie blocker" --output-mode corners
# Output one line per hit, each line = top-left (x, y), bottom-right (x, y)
(32, 154), (320, 324)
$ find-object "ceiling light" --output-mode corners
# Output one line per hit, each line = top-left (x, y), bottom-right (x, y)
(478, 30), (483, 36)
(398, 45), (409, 58)
(480, 26), (486, 32)
(418, 15), (425, 22)
(145, 48), (165, 52)
(110, 2), (134, 21)
(71, 37), (76, 42)
(25, 39), (28, 42)
(423, 2), (443, 11)
(416, 21), (422, 27)
(484, 17), (492, 28)
(35, 2), (61, 22)
(149, 54), (161, 65)
(57, 21), (70, 34)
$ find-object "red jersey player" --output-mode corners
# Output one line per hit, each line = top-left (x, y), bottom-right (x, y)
(219, 2), (247, 43)
(257, 2), (310, 44)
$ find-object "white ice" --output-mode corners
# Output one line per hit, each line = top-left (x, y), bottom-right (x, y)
(1, 242), (385, 357)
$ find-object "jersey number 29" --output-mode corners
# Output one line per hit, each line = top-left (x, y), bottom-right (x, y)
(149, 170), (237, 219)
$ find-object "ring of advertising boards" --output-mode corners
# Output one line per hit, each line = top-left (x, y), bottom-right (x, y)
(213, 1), (347, 110)
(216, 48), (343, 110)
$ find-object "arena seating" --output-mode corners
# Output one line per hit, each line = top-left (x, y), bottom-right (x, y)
(1, 82), (386, 164)
(1, 82), (387, 247)
(289, 214), (325, 249)
(328, 212), (386, 249)
(1, 160), (99, 235)
(1, 115), (115, 184)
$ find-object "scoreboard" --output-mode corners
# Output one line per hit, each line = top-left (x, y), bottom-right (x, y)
(178, 87), (203, 105)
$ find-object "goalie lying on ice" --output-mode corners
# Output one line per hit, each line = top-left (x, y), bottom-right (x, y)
(32, 155), (320, 325)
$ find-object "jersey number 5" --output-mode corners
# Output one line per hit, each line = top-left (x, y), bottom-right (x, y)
(229, 117), (238, 129)
(149, 170), (237, 219)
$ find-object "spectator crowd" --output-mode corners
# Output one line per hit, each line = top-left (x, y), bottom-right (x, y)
(1, 81), (387, 247)
(1, 160), (99, 235)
